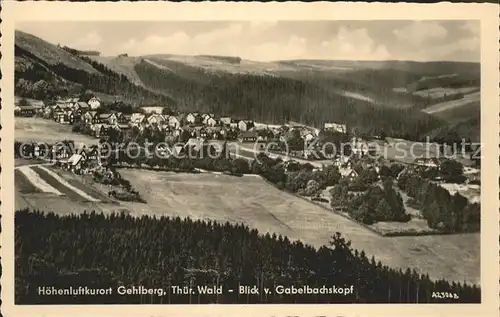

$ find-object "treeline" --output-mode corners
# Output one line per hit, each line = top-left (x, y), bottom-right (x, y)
(133, 60), (446, 141)
(61, 45), (101, 56)
(15, 209), (480, 304)
(407, 75), (480, 93)
(15, 45), (174, 106)
(397, 173), (480, 233)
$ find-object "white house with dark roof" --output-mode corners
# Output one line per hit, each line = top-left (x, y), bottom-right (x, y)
(238, 120), (255, 131)
(324, 123), (347, 133)
(87, 96), (101, 110)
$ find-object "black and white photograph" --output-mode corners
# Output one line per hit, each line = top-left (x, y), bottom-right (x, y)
(2, 2), (498, 314)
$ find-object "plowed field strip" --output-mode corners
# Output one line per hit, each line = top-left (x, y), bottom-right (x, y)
(15, 169), (43, 194)
(31, 166), (100, 202)
(17, 166), (63, 195)
(65, 178), (114, 203)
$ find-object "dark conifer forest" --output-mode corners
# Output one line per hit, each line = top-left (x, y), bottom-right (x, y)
(15, 209), (480, 304)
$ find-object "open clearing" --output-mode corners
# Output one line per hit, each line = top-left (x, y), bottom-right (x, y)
(422, 91), (480, 115)
(113, 169), (479, 285)
(15, 117), (99, 145)
(413, 87), (479, 99)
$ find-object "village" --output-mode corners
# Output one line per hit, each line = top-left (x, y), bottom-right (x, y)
(15, 93), (481, 236)
(14, 94), (361, 168)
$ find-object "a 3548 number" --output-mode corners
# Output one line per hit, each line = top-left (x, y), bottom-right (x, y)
(431, 291), (459, 299)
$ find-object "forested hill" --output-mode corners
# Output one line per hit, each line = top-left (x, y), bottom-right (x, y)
(15, 30), (480, 141)
(14, 30), (174, 106)
(15, 209), (480, 304)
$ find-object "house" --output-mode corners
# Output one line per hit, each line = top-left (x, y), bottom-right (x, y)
(238, 131), (259, 143)
(220, 116), (231, 126)
(130, 113), (146, 126)
(186, 113), (199, 124)
(95, 124), (112, 138)
(83, 111), (99, 125)
(52, 143), (72, 161)
(63, 97), (79, 109)
(184, 138), (218, 158)
(201, 113), (211, 123)
(65, 154), (86, 172)
(63, 109), (76, 124)
(184, 137), (205, 153)
(15, 96), (44, 109)
(168, 116), (181, 129)
(303, 132), (315, 143)
(139, 106), (163, 114)
(115, 112), (128, 124)
(74, 101), (90, 114)
(229, 119), (239, 129)
(146, 113), (165, 126)
(98, 113), (118, 125)
(238, 120), (255, 132)
(206, 117), (218, 127)
(334, 155), (351, 168)
(43, 105), (54, 118)
(54, 110), (66, 123)
(87, 97), (101, 110)
(324, 123), (347, 133)
(85, 145), (99, 161)
(413, 157), (440, 168)
(340, 168), (359, 181)
(18, 105), (37, 117)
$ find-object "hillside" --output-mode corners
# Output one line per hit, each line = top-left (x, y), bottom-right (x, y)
(14, 30), (174, 105)
(15, 30), (480, 141)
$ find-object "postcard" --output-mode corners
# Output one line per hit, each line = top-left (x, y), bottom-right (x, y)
(1, 1), (499, 316)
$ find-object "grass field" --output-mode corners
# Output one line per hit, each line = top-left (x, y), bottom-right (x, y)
(413, 87), (479, 99)
(15, 117), (99, 145)
(15, 163), (121, 216)
(422, 91), (480, 115)
(115, 169), (479, 285)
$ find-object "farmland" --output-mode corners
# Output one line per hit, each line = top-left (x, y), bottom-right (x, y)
(14, 162), (480, 285)
(14, 163), (122, 216)
(121, 168), (480, 285)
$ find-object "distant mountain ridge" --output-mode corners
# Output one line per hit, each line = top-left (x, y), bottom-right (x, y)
(14, 30), (480, 142)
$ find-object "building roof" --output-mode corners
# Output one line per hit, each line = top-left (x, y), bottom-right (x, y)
(19, 105), (37, 110)
(340, 168), (358, 178)
(99, 113), (114, 119)
(130, 113), (145, 122)
(414, 157), (440, 166)
(67, 154), (84, 166)
(239, 131), (259, 138)
(77, 101), (89, 108)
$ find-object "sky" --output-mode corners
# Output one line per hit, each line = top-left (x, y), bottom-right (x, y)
(16, 20), (480, 62)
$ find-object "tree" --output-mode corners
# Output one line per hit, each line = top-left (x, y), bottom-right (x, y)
(286, 129), (304, 152)
(374, 199), (393, 222)
(359, 168), (379, 185)
(323, 165), (341, 186)
(162, 107), (175, 115)
(439, 159), (465, 183)
(303, 180), (321, 197)
(424, 201), (441, 228)
(232, 158), (250, 174)
(19, 98), (30, 107)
